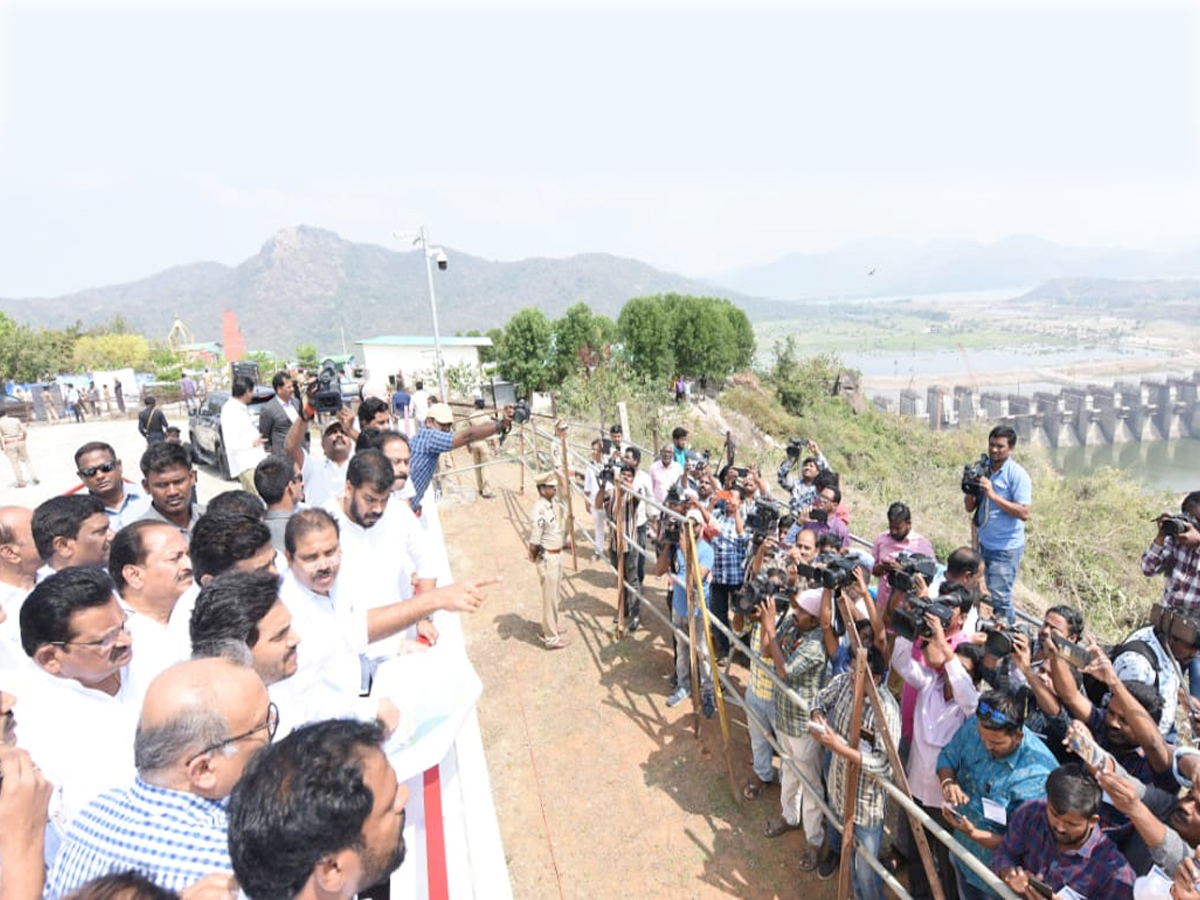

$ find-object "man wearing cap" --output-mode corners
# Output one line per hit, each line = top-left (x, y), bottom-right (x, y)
(465, 398), (497, 500)
(529, 472), (569, 650)
(408, 402), (514, 513)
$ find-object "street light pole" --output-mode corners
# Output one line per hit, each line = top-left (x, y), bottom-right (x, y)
(406, 226), (450, 404)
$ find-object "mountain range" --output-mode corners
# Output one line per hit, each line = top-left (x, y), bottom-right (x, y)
(2, 227), (1199, 357)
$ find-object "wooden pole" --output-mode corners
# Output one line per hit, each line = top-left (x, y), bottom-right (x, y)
(836, 645), (868, 900)
(518, 426), (526, 496)
(558, 426), (579, 572)
(682, 524), (702, 736)
(613, 487), (626, 637)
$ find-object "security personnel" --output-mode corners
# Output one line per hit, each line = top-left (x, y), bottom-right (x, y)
(466, 398), (497, 499)
(529, 471), (570, 649)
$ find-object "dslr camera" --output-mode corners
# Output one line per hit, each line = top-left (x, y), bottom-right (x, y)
(976, 618), (1038, 656)
(1161, 513), (1199, 539)
(744, 498), (796, 545)
(794, 551), (860, 591)
(785, 438), (809, 458)
(733, 565), (795, 616)
(961, 453), (990, 496)
(886, 552), (939, 593)
(891, 596), (955, 642)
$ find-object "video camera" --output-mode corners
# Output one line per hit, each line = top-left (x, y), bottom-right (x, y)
(733, 566), (796, 616)
(511, 398), (530, 426)
(886, 552), (939, 593)
(785, 438), (809, 459)
(794, 551), (860, 592)
(961, 453), (990, 496)
(976, 618), (1039, 656)
(743, 498), (796, 545)
(891, 596), (956, 642)
(1161, 513), (1199, 539)
(312, 359), (344, 415)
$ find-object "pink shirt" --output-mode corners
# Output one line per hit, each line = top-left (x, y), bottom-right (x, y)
(872, 530), (935, 614)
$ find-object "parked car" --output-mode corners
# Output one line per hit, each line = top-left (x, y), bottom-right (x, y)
(0, 395), (32, 423)
(187, 387), (275, 480)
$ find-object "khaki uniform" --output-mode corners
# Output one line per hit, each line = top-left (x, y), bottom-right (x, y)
(0, 416), (36, 486)
(466, 408), (495, 497)
(529, 492), (565, 641)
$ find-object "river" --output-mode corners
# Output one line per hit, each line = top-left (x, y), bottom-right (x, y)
(1045, 438), (1200, 494)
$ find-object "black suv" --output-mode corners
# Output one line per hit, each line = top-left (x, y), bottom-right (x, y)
(187, 387), (275, 480)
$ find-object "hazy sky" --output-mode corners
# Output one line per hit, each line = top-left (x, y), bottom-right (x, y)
(1, 0), (1197, 298)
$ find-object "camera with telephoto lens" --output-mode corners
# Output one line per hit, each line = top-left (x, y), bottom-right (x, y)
(733, 566), (795, 615)
(794, 551), (860, 591)
(744, 498), (796, 545)
(890, 595), (955, 642)
(961, 453), (990, 495)
(1161, 513), (1200, 538)
(598, 461), (617, 485)
(886, 552), (939, 593)
(976, 618), (1038, 656)
(312, 360), (344, 414)
(511, 398), (530, 426)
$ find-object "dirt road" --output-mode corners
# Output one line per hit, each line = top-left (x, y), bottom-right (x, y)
(441, 452), (844, 900)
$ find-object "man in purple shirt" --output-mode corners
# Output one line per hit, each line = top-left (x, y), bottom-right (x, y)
(871, 501), (935, 616)
(993, 763), (1135, 900)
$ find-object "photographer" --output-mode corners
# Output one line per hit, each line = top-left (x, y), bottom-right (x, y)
(1142, 491), (1200, 698)
(962, 425), (1032, 625)
(709, 485), (751, 660)
(1110, 605), (1197, 740)
(601, 463), (646, 631)
(1006, 606), (1084, 758)
(776, 439), (827, 515)
(872, 502), (935, 619)
(787, 484), (850, 550)
(655, 510), (715, 715)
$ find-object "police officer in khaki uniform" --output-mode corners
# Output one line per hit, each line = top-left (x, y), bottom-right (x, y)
(529, 471), (570, 649)
(466, 398), (497, 499)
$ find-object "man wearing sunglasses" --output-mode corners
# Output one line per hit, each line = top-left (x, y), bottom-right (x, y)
(936, 689), (1057, 900)
(72, 442), (151, 531)
(47, 657), (272, 898)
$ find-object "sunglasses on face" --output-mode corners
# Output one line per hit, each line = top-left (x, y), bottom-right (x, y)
(976, 700), (1014, 730)
(78, 461), (119, 478)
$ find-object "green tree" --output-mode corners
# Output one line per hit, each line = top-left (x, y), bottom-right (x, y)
(550, 302), (614, 382)
(72, 333), (151, 371)
(295, 343), (319, 369)
(496, 308), (553, 393)
(616, 295), (675, 380)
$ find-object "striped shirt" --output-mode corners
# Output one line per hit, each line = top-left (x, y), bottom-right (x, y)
(46, 777), (231, 898)
(1141, 536), (1200, 612)
(813, 672), (900, 828)
(711, 511), (750, 585)
(746, 621), (774, 703)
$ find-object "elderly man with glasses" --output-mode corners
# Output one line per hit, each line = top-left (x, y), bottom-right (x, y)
(936, 689), (1058, 900)
(46, 656), (271, 898)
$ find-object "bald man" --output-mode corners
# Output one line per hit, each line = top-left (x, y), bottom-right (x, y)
(46, 657), (273, 898)
(0, 507), (39, 646)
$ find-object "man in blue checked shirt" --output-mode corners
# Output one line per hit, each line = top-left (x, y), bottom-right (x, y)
(47, 657), (273, 898)
(708, 484), (751, 659)
(407, 402), (514, 513)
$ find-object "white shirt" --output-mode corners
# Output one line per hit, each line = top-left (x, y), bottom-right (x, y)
(411, 391), (429, 424)
(279, 570), (370, 702)
(219, 396), (266, 477)
(630, 470), (654, 529)
(648, 459), (683, 505)
(14, 667), (140, 823)
(118, 600), (193, 690)
(0, 579), (32, 646)
(300, 450), (349, 512)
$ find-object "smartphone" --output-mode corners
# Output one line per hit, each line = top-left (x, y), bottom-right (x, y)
(1052, 634), (1093, 669)
(1066, 729), (1108, 771)
(807, 720), (827, 735)
(941, 804), (965, 824)
(1026, 875), (1054, 898)
(809, 508), (829, 524)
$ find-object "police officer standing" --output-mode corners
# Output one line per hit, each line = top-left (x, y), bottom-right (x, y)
(529, 471), (570, 649)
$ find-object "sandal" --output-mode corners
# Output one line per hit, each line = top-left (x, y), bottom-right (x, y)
(798, 846), (819, 872)
(764, 816), (800, 838)
(743, 777), (768, 801)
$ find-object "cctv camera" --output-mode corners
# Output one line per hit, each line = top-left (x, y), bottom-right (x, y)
(435, 249), (448, 271)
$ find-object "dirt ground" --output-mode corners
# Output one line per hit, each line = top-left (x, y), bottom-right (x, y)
(438, 451), (846, 900)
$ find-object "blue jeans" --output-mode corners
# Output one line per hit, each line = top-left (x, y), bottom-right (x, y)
(850, 821), (885, 900)
(1188, 656), (1200, 701)
(743, 692), (776, 783)
(980, 544), (1024, 624)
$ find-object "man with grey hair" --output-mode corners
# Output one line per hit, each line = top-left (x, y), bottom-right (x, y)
(45, 657), (272, 898)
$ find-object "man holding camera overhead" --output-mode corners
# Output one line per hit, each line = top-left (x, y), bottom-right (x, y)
(1142, 492), (1200, 698)
(963, 425), (1031, 625)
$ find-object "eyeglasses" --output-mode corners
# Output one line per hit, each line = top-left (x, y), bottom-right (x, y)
(976, 700), (1014, 730)
(185, 701), (279, 766)
(49, 616), (130, 652)
(78, 460), (119, 478)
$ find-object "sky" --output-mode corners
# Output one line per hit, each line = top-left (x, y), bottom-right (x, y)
(0, 0), (1197, 298)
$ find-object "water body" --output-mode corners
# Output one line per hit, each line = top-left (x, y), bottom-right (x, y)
(845, 345), (1160, 380)
(1046, 439), (1200, 494)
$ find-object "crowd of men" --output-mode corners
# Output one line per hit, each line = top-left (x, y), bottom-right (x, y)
(585, 421), (1200, 899)
(0, 370), (515, 899)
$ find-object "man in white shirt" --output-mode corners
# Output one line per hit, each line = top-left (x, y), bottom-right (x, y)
(0, 507), (39, 646)
(17, 568), (142, 821)
(284, 408), (355, 511)
(410, 380), (429, 427)
(109, 521), (196, 686)
(648, 444), (684, 507)
(72, 442), (151, 530)
(220, 377), (267, 495)
(31, 495), (113, 579)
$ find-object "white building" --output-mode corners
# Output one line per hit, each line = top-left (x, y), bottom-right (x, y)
(356, 334), (493, 397)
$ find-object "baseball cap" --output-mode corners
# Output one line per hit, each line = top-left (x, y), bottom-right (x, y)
(428, 403), (454, 425)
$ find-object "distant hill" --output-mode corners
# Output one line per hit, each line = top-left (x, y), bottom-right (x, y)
(0, 226), (798, 356)
(718, 235), (1200, 300)
(1018, 277), (1200, 323)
